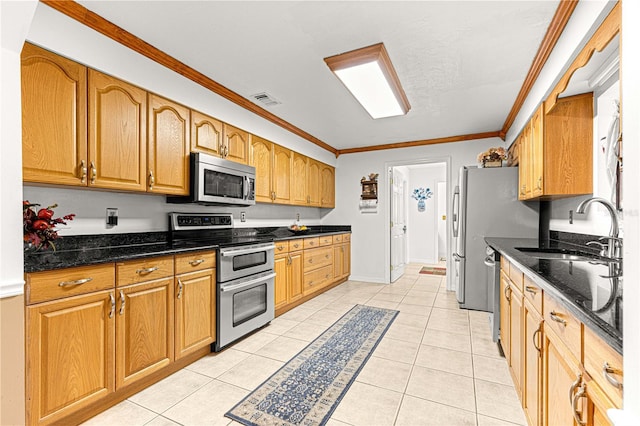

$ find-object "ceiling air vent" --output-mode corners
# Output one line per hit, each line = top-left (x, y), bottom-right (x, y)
(250, 92), (281, 107)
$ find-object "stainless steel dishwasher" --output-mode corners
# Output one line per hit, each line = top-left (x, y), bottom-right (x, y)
(484, 245), (500, 342)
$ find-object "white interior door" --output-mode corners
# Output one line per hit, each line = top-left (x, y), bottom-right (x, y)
(437, 181), (447, 262)
(390, 167), (407, 282)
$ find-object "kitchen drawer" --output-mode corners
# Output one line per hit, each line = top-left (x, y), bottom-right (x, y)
(303, 237), (320, 249)
(175, 250), (216, 274)
(303, 265), (333, 293)
(319, 235), (333, 246)
(274, 240), (289, 254)
(116, 255), (174, 286)
(25, 263), (115, 305)
(288, 239), (303, 252)
(500, 255), (510, 274)
(303, 247), (333, 272)
(508, 262), (524, 291)
(522, 275), (543, 314)
(332, 234), (344, 244)
(343, 234), (351, 242)
(583, 326), (623, 407)
(544, 293), (582, 360)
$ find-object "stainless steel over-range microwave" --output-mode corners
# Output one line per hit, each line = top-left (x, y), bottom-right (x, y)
(167, 153), (256, 206)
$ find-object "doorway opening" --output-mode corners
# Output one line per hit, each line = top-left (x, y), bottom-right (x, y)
(386, 158), (450, 283)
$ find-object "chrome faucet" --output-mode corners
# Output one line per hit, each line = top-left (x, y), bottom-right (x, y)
(575, 197), (622, 259)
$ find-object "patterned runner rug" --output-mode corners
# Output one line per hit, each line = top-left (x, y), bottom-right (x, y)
(225, 304), (398, 426)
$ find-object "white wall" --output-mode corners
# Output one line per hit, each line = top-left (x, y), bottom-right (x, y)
(406, 164), (446, 264)
(23, 186), (323, 235)
(324, 137), (503, 286)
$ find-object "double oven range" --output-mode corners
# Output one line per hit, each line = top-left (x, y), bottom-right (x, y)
(169, 213), (275, 351)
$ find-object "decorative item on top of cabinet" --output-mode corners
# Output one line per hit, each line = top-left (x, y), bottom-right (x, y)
(148, 94), (190, 195)
(21, 43), (88, 187)
(222, 123), (249, 164)
(477, 147), (507, 168)
(191, 109), (223, 157)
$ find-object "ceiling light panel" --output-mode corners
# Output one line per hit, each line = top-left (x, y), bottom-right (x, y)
(325, 43), (410, 119)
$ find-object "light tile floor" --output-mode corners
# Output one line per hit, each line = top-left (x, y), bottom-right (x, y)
(83, 263), (526, 426)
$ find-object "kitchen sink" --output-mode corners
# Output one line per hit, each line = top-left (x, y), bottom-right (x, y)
(515, 247), (600, 262)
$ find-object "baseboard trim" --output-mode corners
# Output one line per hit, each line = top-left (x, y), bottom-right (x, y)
(0, 280), (25, 299)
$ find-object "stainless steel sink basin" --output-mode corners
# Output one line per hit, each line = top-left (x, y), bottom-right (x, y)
(515, 247), (599, 262)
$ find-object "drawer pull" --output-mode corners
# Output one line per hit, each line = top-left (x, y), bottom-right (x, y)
(504, 284), (511, 302)
(293, 244), (300, 249)
(571, 384), (586, 425)
(287, 255), (292, 265)
(569, 373), (582, 404)
(550, 311), (567, 326)
(189, 259), (205, 266)
(90, 161), (97, 184)
(177, 279), (183, 299)
(603, 362), (623, 390)
(525, 285), (538, 294)
(309, 258), (313, 263)
(148, 170), (155, 190)
(277, 246), (284, 251)
(59, 277), (93, 287)
(119, 290), (126, 315)
(136, 266), (159, 274)
(79, 160), (87, 183)
(109, 293), (115, 318)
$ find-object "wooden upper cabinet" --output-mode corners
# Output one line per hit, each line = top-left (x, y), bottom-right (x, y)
(148, 94), (190, 195)
(320, 164), (335, 208)
(307, 159), (321, 206)
(222, 123), (249, 164)
(249, 135), (274, 203)
(518, 94), (593, 200)
(191, 109), (223, 157)
(88, 70), (147, 191)
(273, 144), (293, 204)
(292, 152), (308, 205)
(21, 43), (88, 186)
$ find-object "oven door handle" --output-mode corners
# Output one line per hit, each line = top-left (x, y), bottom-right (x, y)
(220, 272), (277, 293)
(220, 244), (276, 257)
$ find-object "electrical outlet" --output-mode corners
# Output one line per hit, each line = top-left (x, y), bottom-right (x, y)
(296, 213), (300, 222)
(106, 208), (118, 226)
(241, 212), (246, 222)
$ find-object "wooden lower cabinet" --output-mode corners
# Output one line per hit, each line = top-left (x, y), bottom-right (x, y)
(523, 298), (543, 426)
(116, 277), (174, 389)
(510, 285), (524, 398)
(174, 268), (216, 359)
(499, 270), (512, 364)
(26, 290), (115, 425)
(274, 254), (289, 310)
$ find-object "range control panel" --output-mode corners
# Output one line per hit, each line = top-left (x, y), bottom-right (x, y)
(170, 213), (234, 230)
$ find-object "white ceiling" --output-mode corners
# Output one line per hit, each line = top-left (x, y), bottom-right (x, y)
(76, 0), (560, 151)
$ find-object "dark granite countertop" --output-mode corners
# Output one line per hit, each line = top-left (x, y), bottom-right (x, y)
(24, 226), (351, 273)
(485, 236), (622, 354)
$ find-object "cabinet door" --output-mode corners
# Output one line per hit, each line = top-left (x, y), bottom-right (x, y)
(342, 242), (351, 277)
(27, 290), (115, 425)
(191, 110), (223, 156)
(88, 70), (147, 191)
(21, 43), (88, 186)
(320, 164), (335, 208)
(223, 123), (249, 164)
(518, 123), (532, 200)
(530, 105), (544, 198)
(148, 94), (190, 195)
(273, 144), (293, 204)
(499, 272), (511, 362)
(523, 300), (543, 426)
(249, 135), (274, 203)
(274, 255), (288, 310)
(544, 328), (584, 426)
(175, 269), (216, 360)
(510, 286), (524, 398)
(292, 153), (308, 205)
(289, 251), (304, 303)
(116, 277), (174, 389)
(333, 245), (344, 279)
(307, 159), (321, 206)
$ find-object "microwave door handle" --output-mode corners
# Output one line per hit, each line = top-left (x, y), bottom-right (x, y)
(220, 245), (276, 257)
(244, 176), (250, 199)
(220, 273), (277, 293)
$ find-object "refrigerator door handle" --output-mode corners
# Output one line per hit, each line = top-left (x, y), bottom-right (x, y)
(453, 252), (464, 261)
(452, 186), (460, 237)
(484, 256), (495, 267)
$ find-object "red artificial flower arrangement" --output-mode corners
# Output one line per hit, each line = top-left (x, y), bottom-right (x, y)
(23, 201), (75, 251)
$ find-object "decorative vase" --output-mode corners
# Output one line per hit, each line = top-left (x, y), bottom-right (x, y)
(418, 199), (425, 212)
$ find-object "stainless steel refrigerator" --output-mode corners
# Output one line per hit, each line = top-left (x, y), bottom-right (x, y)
(452, 166), (539, 313)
